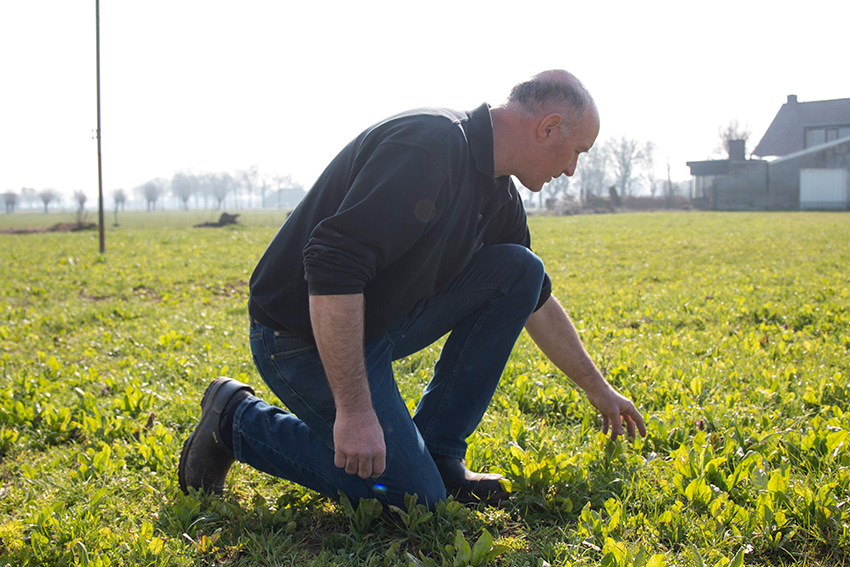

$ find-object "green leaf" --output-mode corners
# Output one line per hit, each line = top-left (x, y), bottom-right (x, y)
(469, 530), (493, 566)
(729, 547), (745, 567)
(689, 544), (705, 567)
(148, 537), (165, 555)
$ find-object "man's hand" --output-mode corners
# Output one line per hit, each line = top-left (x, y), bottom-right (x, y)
(525, 295), (647, 441)
(333, 410), (386, 478)
(585, 385), (646, 441)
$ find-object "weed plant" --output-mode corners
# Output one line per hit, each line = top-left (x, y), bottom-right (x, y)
(1, 212), (848, 566)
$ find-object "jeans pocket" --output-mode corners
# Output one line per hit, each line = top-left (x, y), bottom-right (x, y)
(270, 330), (317, 359)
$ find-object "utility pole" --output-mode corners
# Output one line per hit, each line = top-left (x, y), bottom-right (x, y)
(95, 0), (105, 253)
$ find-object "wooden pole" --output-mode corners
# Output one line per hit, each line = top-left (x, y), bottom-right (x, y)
(95, 0), (105, 253)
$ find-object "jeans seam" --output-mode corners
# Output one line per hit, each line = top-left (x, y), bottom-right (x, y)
(419, 292), (501, 456)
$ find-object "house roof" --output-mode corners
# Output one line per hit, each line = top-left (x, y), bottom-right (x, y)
(685, 159), (730, 176)
(752, 95), (850, 157)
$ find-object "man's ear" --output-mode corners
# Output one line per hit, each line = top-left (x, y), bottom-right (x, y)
(536, 113), (563, 142)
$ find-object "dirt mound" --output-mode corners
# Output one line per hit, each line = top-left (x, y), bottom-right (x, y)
(0, 222), (97, 234)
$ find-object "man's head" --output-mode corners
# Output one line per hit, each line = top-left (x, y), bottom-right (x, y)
(506, 70), (595, 129)
(493, 70), (600, 192)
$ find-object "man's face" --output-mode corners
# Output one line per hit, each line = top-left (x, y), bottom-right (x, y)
(523, 109), (600, 192)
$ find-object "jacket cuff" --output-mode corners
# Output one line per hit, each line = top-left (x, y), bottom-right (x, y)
(533, 272), (553, 312)
(308, 282), (365, 296)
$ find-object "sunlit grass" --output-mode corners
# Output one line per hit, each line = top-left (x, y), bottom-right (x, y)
(1, 211), (848, 566)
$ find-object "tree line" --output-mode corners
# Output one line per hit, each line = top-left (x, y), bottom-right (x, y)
(2, 166), (304, 215)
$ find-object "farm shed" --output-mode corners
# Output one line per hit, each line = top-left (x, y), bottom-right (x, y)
(687, 95), (850, 210)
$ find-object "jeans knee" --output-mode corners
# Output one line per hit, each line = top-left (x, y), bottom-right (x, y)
(497, 244), (545, 300)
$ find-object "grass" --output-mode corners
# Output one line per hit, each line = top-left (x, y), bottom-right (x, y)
(1, 211), (848, 566)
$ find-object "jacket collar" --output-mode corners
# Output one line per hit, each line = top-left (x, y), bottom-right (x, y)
(467, 103), (497, 180)
(468, 103), (515, 198)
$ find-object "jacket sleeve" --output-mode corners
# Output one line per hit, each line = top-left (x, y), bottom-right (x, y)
(303, 141), (450, 296)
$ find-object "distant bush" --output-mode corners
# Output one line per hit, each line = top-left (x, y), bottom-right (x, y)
(621, 195), (691, 211)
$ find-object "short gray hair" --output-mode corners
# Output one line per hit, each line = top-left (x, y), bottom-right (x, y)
(507, 72), (594, 126)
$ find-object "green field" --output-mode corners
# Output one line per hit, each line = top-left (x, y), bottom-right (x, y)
(1, 212), (848, 566)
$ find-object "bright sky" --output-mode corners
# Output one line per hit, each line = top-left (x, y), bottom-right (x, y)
(1, 0), (846, 200)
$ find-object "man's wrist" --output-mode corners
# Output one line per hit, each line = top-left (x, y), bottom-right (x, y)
(578, 371), (615, 398)
(335, 402), (378, 422)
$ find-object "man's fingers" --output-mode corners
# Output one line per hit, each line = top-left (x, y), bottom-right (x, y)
(335, 453), (375, 479)
(636, 413), (648, 437)
(357, 458), (373, 479)
(607, 411), (647, 442)
(334, 451), (346, 471)
(371, 454), (386, 478)
(626, 416), (636, 439)
(626, 406), (647, 438)
(334, 448), (386, 479)
(609, 421), (623, 441)
(332, 415), (386, 478)
(602, 411), (625, 441)
(345, 457), (360, 476)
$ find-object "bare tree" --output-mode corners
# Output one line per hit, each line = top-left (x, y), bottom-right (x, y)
(171, 172), (196, 210)
(642, 143), (658, 197)
(72, 190), (87, 212)
(38, 188), (60, 213)
(610, 136), (650, 197)
(20, 187), (38, 210)
(207, 172), (234, 210)
(112, 188), (127, 225)
(252, 166), (272, 209)
(113, 188), (127, 211)
(236, 168), (253, 208)
(3, 190), (17, 213)
(236, 166), (265, 209)
(715, 120), (751, 158)
(575, 141), (610, 200)
(664, 162), (684, 207)
(72, 190), (88, 225)
(543, 175), (571, 210)
(138, 179), (165, 212)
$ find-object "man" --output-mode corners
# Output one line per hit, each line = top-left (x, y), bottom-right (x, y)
(179, 69), (646, 509)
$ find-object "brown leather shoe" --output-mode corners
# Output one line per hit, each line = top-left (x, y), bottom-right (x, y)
(433, 456), (510, 506)
(178, 377), (254, 494)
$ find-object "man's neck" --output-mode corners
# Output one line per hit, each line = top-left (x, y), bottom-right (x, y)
(490, 105), (526, 179)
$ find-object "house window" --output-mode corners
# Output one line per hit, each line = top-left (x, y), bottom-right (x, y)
(692, 175), (714, 199)
(807, 128), (826, 147)
(807, 125), (850, 148)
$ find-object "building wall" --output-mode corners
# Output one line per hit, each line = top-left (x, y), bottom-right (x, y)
(768, 140), (850, 209)
(710, 139), (850, 210)
(712, 162), (768, 210)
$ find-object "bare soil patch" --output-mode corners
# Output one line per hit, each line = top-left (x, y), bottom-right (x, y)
(0, 222), (97, 234)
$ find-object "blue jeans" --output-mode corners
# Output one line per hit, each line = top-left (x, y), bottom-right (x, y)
(233, 244), (545, 509)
